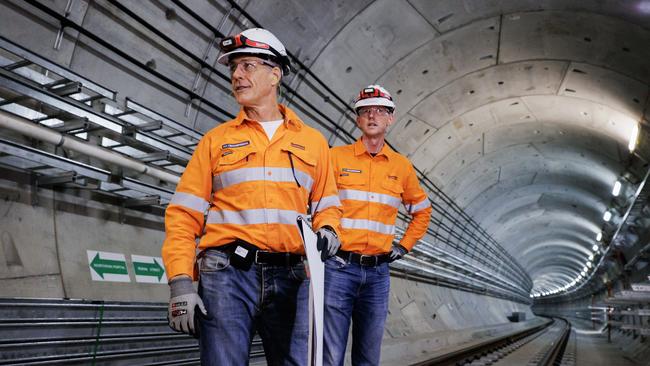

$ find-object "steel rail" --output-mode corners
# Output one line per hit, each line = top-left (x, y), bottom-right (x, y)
(411, 318), (554, 366)
(536, 318), (571, 366)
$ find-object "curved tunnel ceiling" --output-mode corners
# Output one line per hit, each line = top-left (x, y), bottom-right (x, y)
(268, 1), (650, 295)
(3, 0), (649, 297)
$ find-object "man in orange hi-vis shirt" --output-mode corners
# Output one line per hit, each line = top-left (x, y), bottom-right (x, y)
(162, 28), (342, 366)
(324, 85), (432, 366)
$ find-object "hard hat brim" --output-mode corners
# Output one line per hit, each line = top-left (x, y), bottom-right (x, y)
(354, 97), (396, 111)
(217, 47), (278, 65)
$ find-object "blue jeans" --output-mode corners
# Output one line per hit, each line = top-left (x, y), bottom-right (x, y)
(323, 256), (390, 366)
(198, 249), (309, 366)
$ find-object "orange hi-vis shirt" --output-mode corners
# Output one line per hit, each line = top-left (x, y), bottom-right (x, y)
(331, 139), (432, 255)
(162, 105), (342, 279)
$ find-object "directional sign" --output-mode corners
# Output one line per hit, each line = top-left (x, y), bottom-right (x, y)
(87, 250), (130, 282)
(132, 255), (167, 284)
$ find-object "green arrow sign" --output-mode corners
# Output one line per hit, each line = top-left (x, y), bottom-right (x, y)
(90, 252), (128, 278)
(133, 258), (165, 281)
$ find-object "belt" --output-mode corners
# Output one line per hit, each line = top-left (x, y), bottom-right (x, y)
(213, 242), (304, 267)
(255, 251), (304, 266)
(336, 250), (390, 266)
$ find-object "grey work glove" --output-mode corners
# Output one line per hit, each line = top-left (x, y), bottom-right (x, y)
(168, 276), (210, 338)
(316, 226), (340, 261)
(389, 245), (408, 262)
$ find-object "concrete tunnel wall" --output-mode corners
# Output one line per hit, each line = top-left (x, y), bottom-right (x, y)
(6, 0), (650, 362)
(2, 1), (648, 294)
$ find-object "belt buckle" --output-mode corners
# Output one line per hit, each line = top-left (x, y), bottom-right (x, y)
(360, 254), (377, 266)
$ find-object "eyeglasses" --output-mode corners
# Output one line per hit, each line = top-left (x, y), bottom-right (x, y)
(357, 106), (392, 117)
(228, 59), (277, 75)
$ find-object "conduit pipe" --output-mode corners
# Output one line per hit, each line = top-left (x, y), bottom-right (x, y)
(0, 110), (181, 185)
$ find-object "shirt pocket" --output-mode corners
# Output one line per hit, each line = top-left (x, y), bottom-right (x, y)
(282, 145), (317, 192)
(213, 147), (256, 193)
(337, 170), (365, 188)
(380, 177), (404, 196)
(282, 145), (317, 167)
(215, 147), (255, 174)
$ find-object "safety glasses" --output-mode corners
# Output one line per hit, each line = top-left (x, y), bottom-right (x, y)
(228, 59), (278, 75)
(357, 106), (392, 117)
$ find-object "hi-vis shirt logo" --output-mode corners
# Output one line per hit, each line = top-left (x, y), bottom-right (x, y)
(222, 141), (250, 149)
(342, 168), (362, 174)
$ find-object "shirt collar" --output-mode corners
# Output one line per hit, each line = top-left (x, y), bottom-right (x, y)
(353, 138), (394, 160)
(234, 104), (303, 131)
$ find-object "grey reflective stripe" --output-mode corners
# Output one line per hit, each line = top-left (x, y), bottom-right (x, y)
(213, 167), (313, 192)
(170, 192), (210, 213)
(310, 195), (342, 215)
(407, 198), (431, 214)
(339, 189), (401, 209)
(206, 208), (305, 225)
(341, 218), (395, 235)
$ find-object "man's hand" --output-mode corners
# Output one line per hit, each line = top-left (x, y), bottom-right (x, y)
(389, 245), (408, 262)
(168, 276), (209, 338)
(316, 226), (340, 261)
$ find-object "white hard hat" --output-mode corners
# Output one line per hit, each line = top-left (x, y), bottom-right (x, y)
(217, 28), (292, 75)
(353, 85), (396, 114)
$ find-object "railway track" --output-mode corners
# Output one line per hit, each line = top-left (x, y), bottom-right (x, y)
(413, 317), (572, 366)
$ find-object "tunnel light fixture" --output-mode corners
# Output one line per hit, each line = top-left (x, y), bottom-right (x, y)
(612, 180), (622, 197)
(587, 261), (592, 268)
(640, 1), (650, 13)
(592, 244), (599, 251)
(603, 211), (612, 222)
(629, 124), (639, 152)
(589, 253), (594, 260)
(596, 232), (602, 241)
(583, 265), (588, 272)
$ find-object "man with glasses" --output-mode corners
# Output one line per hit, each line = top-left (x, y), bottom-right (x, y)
(324, 85), (432, 365)
(162, 28), (342, 365)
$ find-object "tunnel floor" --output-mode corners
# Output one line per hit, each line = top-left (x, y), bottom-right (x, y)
(572, 319), (638, 366)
